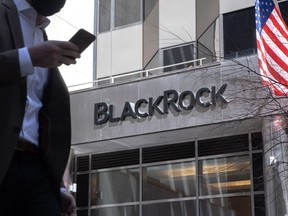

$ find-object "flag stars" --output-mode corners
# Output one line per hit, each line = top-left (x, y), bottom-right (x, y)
(255, 0), (276, 33)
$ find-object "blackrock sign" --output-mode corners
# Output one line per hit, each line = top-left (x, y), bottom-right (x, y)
(94, 84), (228, 125)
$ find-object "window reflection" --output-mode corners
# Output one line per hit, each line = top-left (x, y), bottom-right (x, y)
(223, 7), (256, 58)
(99, 0), (111, 33)
(143, 200), (196, 216)
(86, 133), (264, 216)
(200, 196), (252, 216)
(199, 156), (251, 196)
(115, 0), (141, 27)
(91, 168), (139, 205)
(91, 205), (139, 216)
(143, 162), (196, 201)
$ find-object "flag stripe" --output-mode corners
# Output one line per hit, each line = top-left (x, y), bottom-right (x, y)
(256, 0), (288, 96)
(257, 34), (288, 94)
(261, 30), (288, 84)
(257, 32), (287, 84)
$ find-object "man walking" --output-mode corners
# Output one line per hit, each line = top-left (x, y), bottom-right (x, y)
(0, 0), (80, 215)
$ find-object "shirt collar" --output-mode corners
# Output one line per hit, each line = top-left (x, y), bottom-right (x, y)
(13, 0), (50, 30)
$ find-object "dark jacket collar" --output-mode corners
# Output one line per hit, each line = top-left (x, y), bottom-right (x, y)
(2, 0), (24, 48)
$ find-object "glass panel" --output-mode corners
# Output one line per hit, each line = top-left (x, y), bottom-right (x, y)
(200, 196), (252, 216)
(199, 155), (251, 196)
(91, 205), (139, 216)
(76, 174), (89, 207)
(163, 43), (195, 72)
(254, 194), (265, 216)
(251, 132), (263, 150)
(115, 0), (141, 27)
(91, 168), (139, 205)
(253, 153), (264, 191)
(142, 200), (196, 216)
(279, 1), (288, 26)
(99, 0), (111, 33)
(143, 161), (196, 201)
(223, 7), (256, 58)
(77, 209), (88, 216)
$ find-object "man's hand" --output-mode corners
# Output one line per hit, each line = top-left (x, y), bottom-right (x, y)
(61, 190), (77, 216)
(28, 41), (81, 68)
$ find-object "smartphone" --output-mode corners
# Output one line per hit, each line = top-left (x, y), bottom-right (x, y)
(69, 29), (96, 53)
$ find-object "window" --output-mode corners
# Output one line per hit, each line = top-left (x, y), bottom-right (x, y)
(199, 156), (251, 196)
(114, 0), (141, 27)
(200, 196), (252, 216)
(143, 200), (196, 216)
(279, 1), (288, 25)
(223, 7), (256, 58)
(143, 161), (196, 201)
(75, 133), (265, 216)
(163, 43), (196, 72)
(76, 174), (89, 207)
(97, 0), (142, 33)
(91, 205), (139, 216)
(223, 3), (288, 59)
(99, 0), (111, 33)
(91, 168), (140, 205)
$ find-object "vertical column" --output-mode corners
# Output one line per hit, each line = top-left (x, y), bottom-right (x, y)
(262, 115), (288, 216)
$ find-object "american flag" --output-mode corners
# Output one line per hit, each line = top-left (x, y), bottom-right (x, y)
(256, 0), (288, 96)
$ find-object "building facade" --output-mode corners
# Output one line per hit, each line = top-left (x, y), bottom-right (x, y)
(66, 0), (288, 216)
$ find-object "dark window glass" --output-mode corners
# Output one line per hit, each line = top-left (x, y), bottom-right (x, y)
(142, 200), (196, 216)
(163, 43), (195, 72)
(279, 1), (288, 25)
(77, 209), (88, 216)
(254, 194), (266, 216)
(253, 153), (264, 191)
(252, 132), (263, 150)
(99, 0), (111, 33)
(200, 196), (252, 216)
(76, 174), (89, 207)
(223, 7), (256, 58)
(115, 0), (141, 27)
(91, 205), (139, 216)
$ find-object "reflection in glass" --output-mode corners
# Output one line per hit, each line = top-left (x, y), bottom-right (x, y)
(99, 0), (111, 33)
(200, 196), (252, 216)
(115, 0), (141, 27)
(163, 43), (196, 72)
(76, 174), (89, 207)
(223, 7), (256, 58)
(91, 168), (139, 205)
(143, 161), (196, 201)
(91, 205), (139, 216)
(254, 194), (265, 216)
(77, 209), (88, 216)
(200, 156), (251, 196)
(253, 154), (264, 191)
(143, 200), (196, 216)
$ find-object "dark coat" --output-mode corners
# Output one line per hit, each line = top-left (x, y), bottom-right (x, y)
(0, 0), (71, 194)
